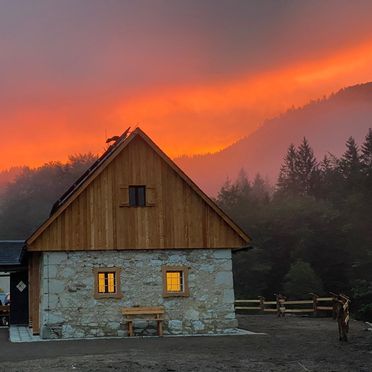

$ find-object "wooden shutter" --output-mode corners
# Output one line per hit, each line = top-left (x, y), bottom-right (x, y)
(146, 186), (156, 206)
(119, 186), (129, 207)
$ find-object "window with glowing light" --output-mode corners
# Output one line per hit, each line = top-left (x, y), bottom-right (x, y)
(162, 266), (189, 297)
(98, 272), (116, 293)
(93, 267), (122, 299)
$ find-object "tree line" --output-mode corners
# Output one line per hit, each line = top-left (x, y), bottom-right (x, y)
(0, 154), (98, 239)
(216, 129), (372, 320)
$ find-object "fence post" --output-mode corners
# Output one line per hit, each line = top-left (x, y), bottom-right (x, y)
(311, 293), (318, 317)
(276, 294), (285, 317)
(330, 292), (338, 320)
(259, 296), (265, 312)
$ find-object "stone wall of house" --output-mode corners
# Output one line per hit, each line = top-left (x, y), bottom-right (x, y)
(39, 249), (237, 339)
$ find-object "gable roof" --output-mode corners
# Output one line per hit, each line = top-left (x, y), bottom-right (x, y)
(27, 128), (250, 247)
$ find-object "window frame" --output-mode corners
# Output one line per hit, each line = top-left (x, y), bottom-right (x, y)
(93, 267), (123, 299)
(129, 185), (146, 207)
(162, 265), (190, 298)
(119, 185), (156, 207)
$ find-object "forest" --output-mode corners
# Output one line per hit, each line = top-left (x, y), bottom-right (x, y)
(0, 130), (371, 320)
(218, 129), (372, 321)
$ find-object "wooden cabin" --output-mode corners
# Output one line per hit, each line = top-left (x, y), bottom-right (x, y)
(25, 128), (250, 338)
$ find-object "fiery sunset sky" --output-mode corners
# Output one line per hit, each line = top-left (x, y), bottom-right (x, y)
(2, 0), (372, 169)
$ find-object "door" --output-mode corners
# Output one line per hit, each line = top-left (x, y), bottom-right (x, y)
(10, 271), (29, 325)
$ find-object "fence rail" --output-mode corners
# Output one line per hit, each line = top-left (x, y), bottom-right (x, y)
(235, 293), (337, 317)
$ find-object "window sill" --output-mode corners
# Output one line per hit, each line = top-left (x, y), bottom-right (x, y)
(94, 292), (123, 300)
(162, 291), (189, 298)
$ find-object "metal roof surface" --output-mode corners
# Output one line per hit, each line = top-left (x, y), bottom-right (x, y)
(0, 240), (25, 265)
(49, 127), (131, 216)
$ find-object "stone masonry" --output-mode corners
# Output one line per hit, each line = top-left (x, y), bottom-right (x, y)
(39, 249), (237, 339)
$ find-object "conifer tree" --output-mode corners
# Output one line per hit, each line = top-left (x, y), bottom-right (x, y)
(295, 137), (318, 195)
(361, 128), (372, 177)
(316, 154), (343, 199)
(235, 168), (251, 197)
(251, 173), (269, 202)
(277, 144), (298, 195)
(320, 154), (332, 173)
(277, 139), (318, 196)
(339, 136), (361, 181)
(215, 177), (240, 214)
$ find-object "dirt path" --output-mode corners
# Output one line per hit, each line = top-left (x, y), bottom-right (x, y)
(0, 315), (371, 371)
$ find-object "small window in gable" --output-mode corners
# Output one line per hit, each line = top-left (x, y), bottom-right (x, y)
(162, 266), (189, 297)
(93, 267), (123, 299)
(129, 185), (146, 207)
(119, 185), (156, 207)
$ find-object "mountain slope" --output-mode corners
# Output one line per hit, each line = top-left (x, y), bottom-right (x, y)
(176, 82), (372, 195)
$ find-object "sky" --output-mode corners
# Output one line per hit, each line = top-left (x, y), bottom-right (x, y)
(2, 0), (372, 169)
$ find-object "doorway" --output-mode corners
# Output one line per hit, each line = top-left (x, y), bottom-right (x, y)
(9, 271), (29, 325)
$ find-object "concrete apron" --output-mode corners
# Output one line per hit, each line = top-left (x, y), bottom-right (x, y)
(9, 326), (264, 343)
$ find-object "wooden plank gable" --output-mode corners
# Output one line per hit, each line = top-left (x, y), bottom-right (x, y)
(27, 128), (250, 251)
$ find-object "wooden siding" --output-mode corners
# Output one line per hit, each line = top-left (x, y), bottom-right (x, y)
(28, 253), (41, 334)
(28, 136), (247, 251)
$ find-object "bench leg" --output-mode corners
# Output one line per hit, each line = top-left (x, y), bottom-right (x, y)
(157, 320), (163, 337)
(127, 321), (133, 337)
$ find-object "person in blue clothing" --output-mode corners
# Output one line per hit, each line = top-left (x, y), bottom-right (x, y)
(4, 293), (10, 305)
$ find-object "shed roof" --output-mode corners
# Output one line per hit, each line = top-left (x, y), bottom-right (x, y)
(0, 240), (25, 266)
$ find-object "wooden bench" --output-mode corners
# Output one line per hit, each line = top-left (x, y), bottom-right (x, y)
(122, 306), (164, 337)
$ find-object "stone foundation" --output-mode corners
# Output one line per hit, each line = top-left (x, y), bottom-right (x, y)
(39, 249), (237, 339)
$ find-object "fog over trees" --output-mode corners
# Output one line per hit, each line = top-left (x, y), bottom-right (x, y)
(176, 83), (372, 195)
(217, 129), (372, 320)
(0, 153), (98, 239)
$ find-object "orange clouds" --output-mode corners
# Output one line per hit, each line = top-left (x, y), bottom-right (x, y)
(2, 39), (372, 170)
(114, 39), (372, 157)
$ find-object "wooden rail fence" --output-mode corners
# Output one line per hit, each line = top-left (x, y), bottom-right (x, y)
(235, 294), (338, 317)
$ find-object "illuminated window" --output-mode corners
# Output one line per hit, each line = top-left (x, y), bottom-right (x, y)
(162, 266), (189, 297)
(98, 272), (116, 293)
(166, 271), (183, 292)
(93, 267), (122, 299)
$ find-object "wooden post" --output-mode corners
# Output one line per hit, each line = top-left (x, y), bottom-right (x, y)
(330, 292), (338, 320)
(259, 296), (265, 312)
(127, 320), (133, 337)
(312, 293), (318, 317)
(276, 294), (285, 317)
(157, 319), (163, 336)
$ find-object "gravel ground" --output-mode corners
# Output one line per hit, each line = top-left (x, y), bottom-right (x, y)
(0, 315), (371, 371)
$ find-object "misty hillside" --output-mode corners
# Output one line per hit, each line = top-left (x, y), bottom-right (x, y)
(176, 82), (372, 195)
(0, 167), (24, 196)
